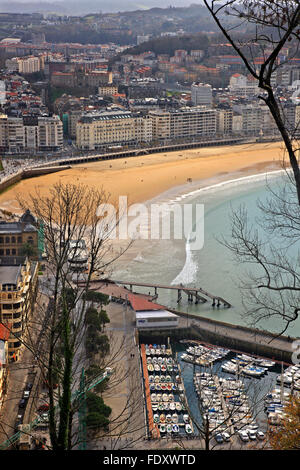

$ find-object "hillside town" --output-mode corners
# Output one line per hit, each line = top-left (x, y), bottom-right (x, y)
(0, 3), (299, 456)
(0, 10), (297, 159)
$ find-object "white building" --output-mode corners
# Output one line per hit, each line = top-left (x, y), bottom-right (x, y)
(191, 82), (213, 106)
(136, 310), (179, 329)
(0, 114), (63, 153)
(128, 292), (179, 329)
(229, 73), (259, 97)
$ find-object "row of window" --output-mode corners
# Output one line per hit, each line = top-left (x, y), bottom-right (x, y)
(0, 249), (18, 256)
(0, 236), (22, 244)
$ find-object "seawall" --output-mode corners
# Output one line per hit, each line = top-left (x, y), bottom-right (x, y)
(138, 309), (295, 364)
(0, 166), (71, 194)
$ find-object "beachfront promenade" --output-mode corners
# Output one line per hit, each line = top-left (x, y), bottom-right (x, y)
(37, 137), (250, 168)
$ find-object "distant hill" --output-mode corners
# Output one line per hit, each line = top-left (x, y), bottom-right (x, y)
(0, 1), (195, 15)
(121, 33), (210, 57)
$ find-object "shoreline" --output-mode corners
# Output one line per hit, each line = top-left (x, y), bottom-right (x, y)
(108, 161), (288, 284)
(0, 140), (288, 214)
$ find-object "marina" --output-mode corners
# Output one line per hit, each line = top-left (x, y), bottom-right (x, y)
(173, 340), (295, 444)
(221, 353), (276, 378)
(140, 342), (194, 439)
(139, 337), (291, 444)
(181, 344), (230, 367)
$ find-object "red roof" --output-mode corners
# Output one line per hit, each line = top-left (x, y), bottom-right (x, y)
(128, 293), (165, 312)
(0, 323), (11, 341)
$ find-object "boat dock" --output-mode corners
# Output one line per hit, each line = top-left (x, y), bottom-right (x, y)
(140, 342), (194, 438)
(140, 344), (160, 439)
(110, 279), (231, 308)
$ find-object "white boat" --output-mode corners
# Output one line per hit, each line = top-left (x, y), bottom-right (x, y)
(185, 424), (192, 434)
(159, 424), (166, 433)
(172, 424), (179, 433)
(183, 414), (189, 423)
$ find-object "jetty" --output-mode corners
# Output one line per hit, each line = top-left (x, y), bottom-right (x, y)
(110, 279), (231, 308)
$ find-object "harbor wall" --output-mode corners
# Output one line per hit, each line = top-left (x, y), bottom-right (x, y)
(139, 310), (294, 364)
(189, 322), (292, 364)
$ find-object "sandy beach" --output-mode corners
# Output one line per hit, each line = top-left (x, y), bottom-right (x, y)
(0, 140), (288, 213)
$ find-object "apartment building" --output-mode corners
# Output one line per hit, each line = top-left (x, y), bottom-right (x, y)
(0, 114), (63, 152)
(216, 108), (233, 135)
(76, 110), (152, 150)
(18, 56), (40, 74)
(149, 106), (217, 141)
(149, 109), (171, 140)
(229, 73), (259, 97)
(68, 109), (83, 139)
(191, 82), (213, 106)
(6, 55), (42, 74)
(240, 104), (277, 135)
(38, 116), (63, 150)
(0, 256), (38, 361)
(282, 102), (300, 137)
(98, 84), (118, 97)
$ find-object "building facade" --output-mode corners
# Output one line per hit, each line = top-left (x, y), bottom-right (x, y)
(76, 110), (152, 150)
(0, 209), (39, 259)
(149, 106), (217, 141)
(0, 114), (63, 152)
(191, 82), (213, 106)
(0, 256), (38, 361)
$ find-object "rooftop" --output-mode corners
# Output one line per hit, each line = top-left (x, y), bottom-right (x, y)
(128, 293), (165, 312)
(0, 264), (22, 284)
(135, 310), (178, 319)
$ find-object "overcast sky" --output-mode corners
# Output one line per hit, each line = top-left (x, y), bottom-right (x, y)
(1, 0), (203, 12)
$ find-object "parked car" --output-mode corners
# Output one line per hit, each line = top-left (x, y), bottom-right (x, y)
(239, 430), (249, 442)
(26, 383), (33, 390)
(222, 432), (231, 442)
(40, 413), (49, 422)
(248, 429), (257, 440)
(37, 403), (49, 412)
(23, 390), (30, 399)
(214, 433), (224, 444)
(257, 431), (265, 440)
(14, 413), (24, 432)
(19, 399), (26, 409)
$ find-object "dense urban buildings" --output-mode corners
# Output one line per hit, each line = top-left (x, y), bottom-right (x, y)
(0, 114), (63, 153)
(0, 256), (38, 362)
(0, 210), (39, 362)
